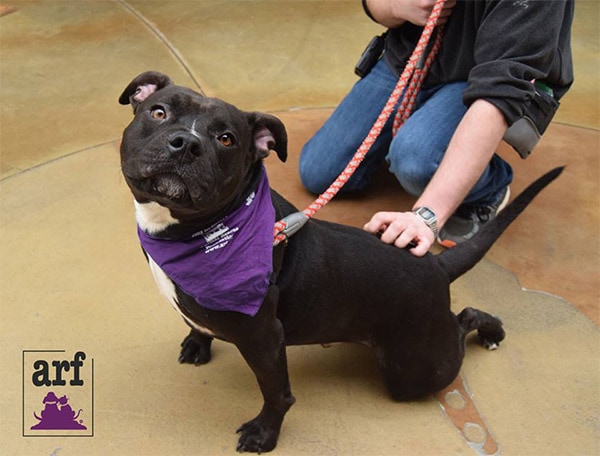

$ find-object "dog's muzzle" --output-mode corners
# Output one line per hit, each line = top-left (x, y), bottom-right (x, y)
(151, 174), (187, 200)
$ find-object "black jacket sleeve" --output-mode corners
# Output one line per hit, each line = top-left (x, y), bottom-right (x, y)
(463, 0), (574, 125)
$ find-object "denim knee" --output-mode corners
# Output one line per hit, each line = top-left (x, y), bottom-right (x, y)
(299, 142), (384, 195)
(386, 136), (439, 197)
(299, 142), (336, 194)
(299, 59), (399, 195)
(384, 83), (467, 197)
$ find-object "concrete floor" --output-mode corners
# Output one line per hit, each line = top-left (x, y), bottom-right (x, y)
(1, 1), (598, 455)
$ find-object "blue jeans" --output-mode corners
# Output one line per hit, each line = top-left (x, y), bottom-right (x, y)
(299, 59), (513, 206)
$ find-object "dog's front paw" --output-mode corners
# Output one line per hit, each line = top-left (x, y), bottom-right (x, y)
(179, 330), (212, 365)
(236, 417), (280, 453)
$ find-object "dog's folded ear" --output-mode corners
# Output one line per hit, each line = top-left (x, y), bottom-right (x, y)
(247, 112), (288, 163)
(119, 71), (174, 112)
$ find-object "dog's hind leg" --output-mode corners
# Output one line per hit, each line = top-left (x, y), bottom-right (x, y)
(374, 317), (464, 401)
(457, 307), (505, 350)
(179, 329), (213, 365)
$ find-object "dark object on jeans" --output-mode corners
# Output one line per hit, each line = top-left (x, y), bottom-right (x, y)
(355, 33), (386, 78)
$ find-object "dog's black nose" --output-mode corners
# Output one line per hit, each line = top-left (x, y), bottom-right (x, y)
(168, 132), (201, 158)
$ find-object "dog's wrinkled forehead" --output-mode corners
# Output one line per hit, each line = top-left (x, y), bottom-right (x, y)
(141, 86), (253, 143)
(142, 86), (245, 125)
(124, 86), (251, 149)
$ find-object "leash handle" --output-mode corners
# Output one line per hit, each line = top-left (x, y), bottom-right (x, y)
(273, 0), (448, 246)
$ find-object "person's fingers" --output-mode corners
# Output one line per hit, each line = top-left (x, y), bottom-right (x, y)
(408, 235), (433, 257)
(363, 212), (396, 235)
(393, 224), (419, 248)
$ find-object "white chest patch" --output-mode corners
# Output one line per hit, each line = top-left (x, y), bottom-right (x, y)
(135, 200), (179, 234)
(147, 254), (216, 338)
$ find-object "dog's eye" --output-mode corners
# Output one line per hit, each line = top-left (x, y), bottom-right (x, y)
(150, 107), (167, 121)
(218, 134), (234, 147)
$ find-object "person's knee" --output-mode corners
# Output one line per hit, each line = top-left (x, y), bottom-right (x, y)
(299, 165), (331, 195)
(298, 142), (335, 194)
(389, 160), (434, 197)
(387, 137), (439, 197)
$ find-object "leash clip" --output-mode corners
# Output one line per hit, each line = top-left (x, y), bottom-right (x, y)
(274, 211), (309, 245)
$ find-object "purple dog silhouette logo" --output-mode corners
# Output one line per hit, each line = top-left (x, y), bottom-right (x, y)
(31, 392), (87, 430)
(23, 350), (94, 437)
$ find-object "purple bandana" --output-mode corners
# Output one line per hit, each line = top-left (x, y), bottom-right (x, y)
(138, 166), (274, 316)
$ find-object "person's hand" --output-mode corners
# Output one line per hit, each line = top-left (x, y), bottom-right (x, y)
(391, 0), (457, 26)
(435, 0), (456, 25)
(363, 211), (435, 257)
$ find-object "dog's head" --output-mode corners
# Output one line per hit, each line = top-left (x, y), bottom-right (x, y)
(119, 71), (287, 220)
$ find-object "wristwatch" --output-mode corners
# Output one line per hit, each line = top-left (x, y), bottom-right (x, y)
(413, 207), (438, 237)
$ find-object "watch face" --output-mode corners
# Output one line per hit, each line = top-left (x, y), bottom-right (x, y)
(418, 207), (435, 220)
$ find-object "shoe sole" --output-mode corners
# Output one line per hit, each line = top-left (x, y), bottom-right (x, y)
(437, 187), (511, 249)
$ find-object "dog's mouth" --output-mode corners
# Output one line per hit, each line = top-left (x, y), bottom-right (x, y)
(128, 173), (189, 202)
(151, 174), (187, 200)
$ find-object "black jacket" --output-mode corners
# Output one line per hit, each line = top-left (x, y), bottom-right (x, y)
(363, 0), (574, 126)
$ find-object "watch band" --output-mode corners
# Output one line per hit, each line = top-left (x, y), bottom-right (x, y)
(413, 206), (439, 237)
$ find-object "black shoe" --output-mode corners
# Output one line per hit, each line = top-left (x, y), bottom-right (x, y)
(437, 187), (510, 248)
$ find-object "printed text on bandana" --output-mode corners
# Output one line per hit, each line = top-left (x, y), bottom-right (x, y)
(194, 191), (255, 254)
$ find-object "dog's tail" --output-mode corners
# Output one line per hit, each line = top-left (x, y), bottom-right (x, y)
(436, 167), (564, 283)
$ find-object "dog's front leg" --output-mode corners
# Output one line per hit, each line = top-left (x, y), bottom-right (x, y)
(234, 316), (295, 453)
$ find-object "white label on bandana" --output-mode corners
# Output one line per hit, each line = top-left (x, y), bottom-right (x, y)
(197, 222), (241, 254)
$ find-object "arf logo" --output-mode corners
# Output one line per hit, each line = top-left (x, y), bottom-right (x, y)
(22, 350), (94, 437)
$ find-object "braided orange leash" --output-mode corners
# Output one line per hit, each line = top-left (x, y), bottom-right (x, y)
(274, 0), (447, 246)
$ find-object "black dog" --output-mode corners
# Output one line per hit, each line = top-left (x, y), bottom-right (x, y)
(119, 71), (562, 453)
